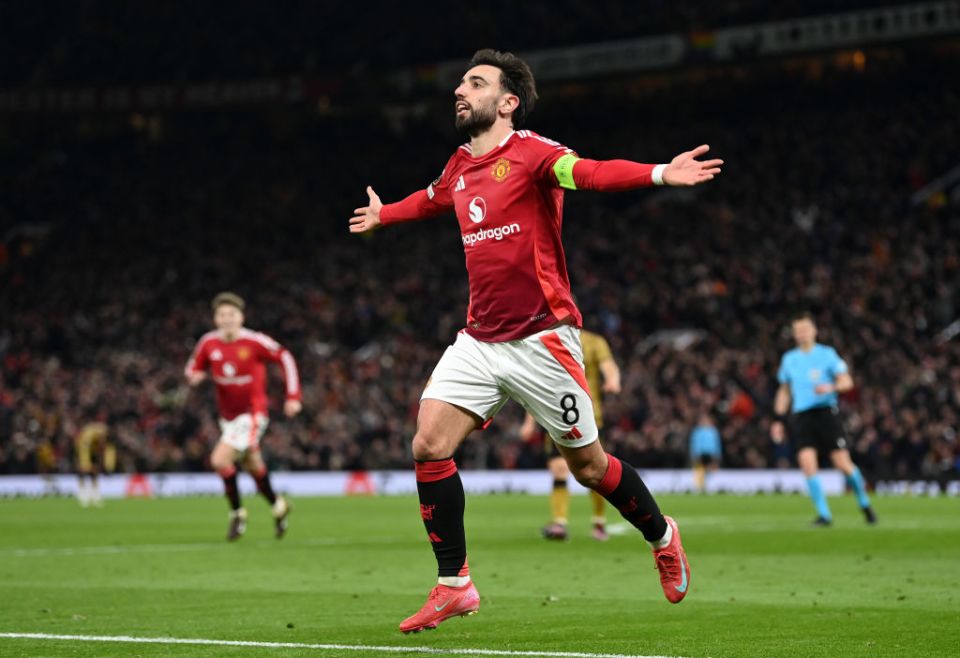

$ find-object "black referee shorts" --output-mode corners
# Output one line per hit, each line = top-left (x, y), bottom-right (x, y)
(790, 406), (849, 453)
(693, 453), (717, 467)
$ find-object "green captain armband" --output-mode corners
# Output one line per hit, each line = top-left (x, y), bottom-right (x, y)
(552, 153), (580, 190)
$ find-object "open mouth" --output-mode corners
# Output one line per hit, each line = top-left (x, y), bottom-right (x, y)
(455, 101), (470, 115)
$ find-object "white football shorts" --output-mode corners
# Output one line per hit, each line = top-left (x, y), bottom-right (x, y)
(218, 413), (269, 453)
(422, 325), (598, 448)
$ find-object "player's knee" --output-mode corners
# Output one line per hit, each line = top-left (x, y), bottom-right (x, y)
(569, 460), (606, 489)
(833, 453), (854, 471)
(411, 431), (449, 461)
(210, 453), (232, 472)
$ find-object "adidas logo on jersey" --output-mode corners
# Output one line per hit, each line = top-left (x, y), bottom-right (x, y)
(454, 175), (466, 192)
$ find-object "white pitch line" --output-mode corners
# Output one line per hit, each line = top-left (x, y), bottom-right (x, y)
(0, 632), (682, 658)
(0, 536), (401, 558)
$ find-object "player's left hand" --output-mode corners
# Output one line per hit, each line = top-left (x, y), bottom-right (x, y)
(284, 400), (303, 417)
(663, 145), (723, 186)
(814, 383), (834, 395)
(602, 381), (621, 394)
(349, 186), (383, 233)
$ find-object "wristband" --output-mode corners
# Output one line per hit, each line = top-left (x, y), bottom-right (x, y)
(652, 163), (667, 186)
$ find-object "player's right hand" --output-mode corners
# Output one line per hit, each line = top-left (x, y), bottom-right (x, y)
(185, 371), (207, 386)
(349, 186), (382, 233)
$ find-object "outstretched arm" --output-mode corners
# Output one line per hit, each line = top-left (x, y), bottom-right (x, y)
(556, 144), (723, 191)
(349, 186), (385, 233)
(349, 184), (452, 233)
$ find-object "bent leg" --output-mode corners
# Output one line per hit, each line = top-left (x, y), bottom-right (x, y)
(831, 449), (872, 510)
(413, 399), (478, 581)
(560, 440), (690, 603)
(692, 458), (706, 493)
(797, 447), (818, 477)
(547, 454), (571, 527)
(589, 487), (607, 526)
(559, 441), (667, 544)
(244, 449), (277, 506)
(548, 453), (571, 480)
(799, 447), (831, 521)
(211, 441), (241, 511)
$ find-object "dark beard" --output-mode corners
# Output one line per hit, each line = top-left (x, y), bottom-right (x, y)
(455, 103), (497, 137)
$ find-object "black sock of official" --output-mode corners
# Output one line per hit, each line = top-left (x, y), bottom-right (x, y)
(415, 458), (469, 578)
(218, 465), (241, 510)
(594, 454), (667, 542)
(252, 464), (277, 505)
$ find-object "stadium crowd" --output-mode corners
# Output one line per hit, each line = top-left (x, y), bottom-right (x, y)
(2, 53), (959, 484)
(2, 0), (910, 87)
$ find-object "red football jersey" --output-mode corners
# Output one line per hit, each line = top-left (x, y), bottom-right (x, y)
(185, 328), (300, 420)
(382, 130), (582, 342)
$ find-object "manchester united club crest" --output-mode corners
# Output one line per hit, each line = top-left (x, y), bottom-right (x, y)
(491, 158), (511, 182)
(238, 347), (251, 361)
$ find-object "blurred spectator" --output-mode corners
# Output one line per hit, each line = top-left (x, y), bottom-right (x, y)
(690, 413), (722, 493)
(1, 50), (958, 484)
(0, 1), (907, 87)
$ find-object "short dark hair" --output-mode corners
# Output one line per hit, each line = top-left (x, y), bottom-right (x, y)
(211, 291), (245, 312)
(468, 49), (538, 129)
(792, 311), (815, 324)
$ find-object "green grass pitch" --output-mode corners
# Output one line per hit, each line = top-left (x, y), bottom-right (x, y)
(1, 492), (958, 657)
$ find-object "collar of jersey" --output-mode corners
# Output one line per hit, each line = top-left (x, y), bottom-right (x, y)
(462, 130), (516, 161)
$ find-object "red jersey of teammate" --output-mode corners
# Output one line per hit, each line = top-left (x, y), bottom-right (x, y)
(185, 328), (301, 420)
(381, 130), (650, 342)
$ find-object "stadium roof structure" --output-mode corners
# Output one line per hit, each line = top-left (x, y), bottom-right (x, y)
(0, 0), (933, 88)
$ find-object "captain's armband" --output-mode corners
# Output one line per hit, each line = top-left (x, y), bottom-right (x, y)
(552, 153), (581, 190)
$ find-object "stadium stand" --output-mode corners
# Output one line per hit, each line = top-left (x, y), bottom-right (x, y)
(1, 19), (958, 488)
